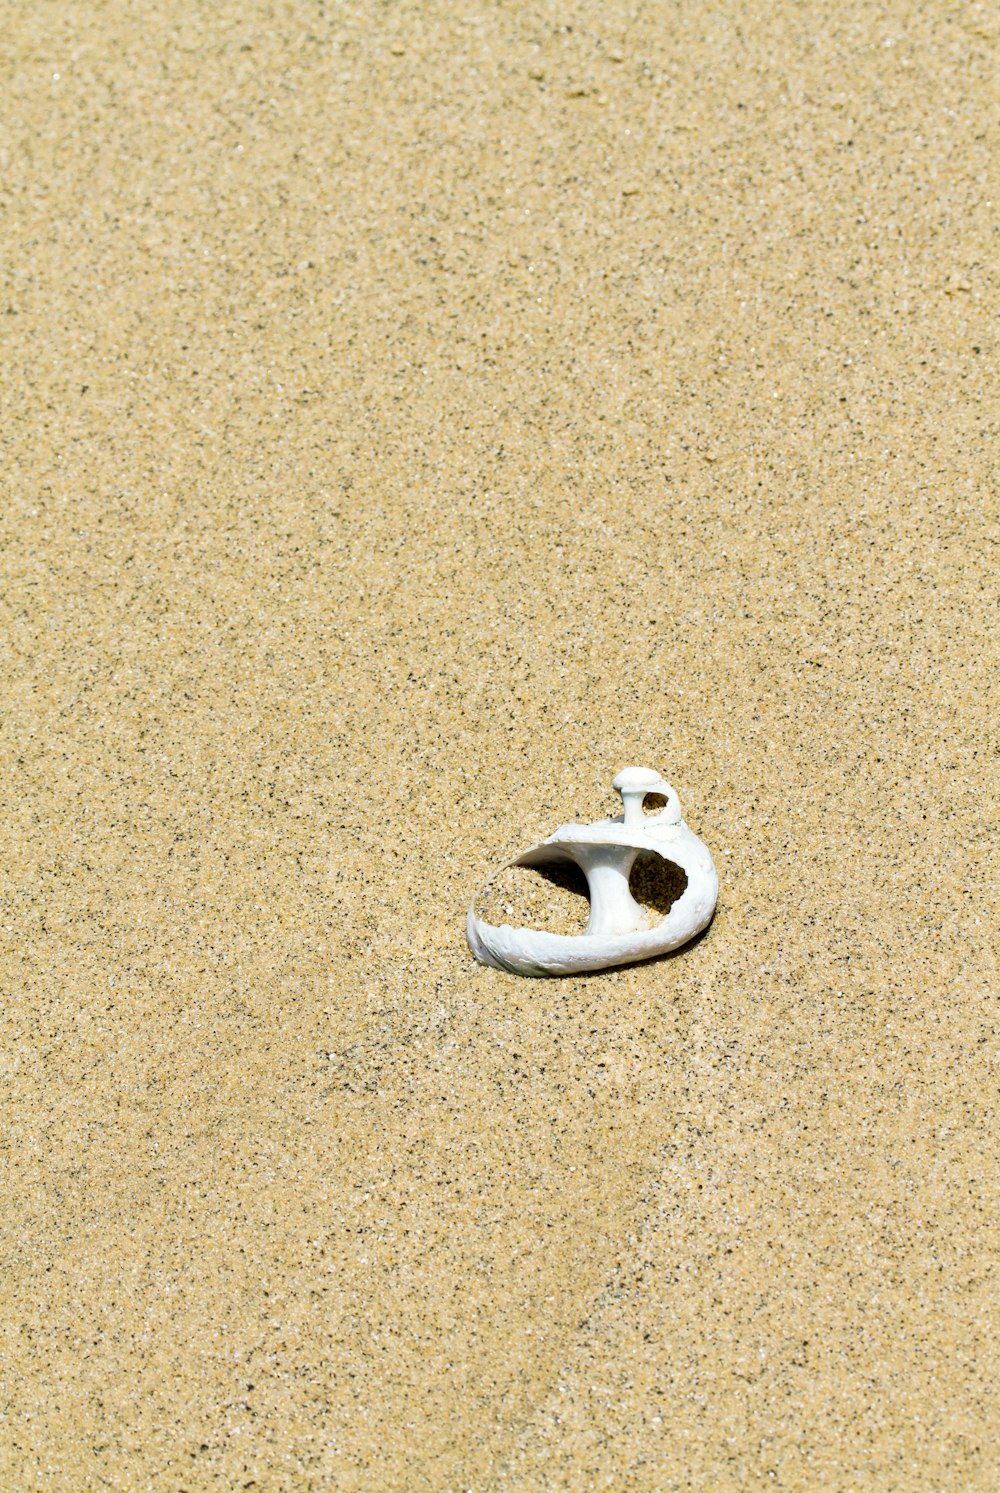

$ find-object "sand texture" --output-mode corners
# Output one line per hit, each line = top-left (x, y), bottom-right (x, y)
(1, 1), (997, 1488)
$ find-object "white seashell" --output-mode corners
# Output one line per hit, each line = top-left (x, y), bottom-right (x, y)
(467, 767), (718, 977)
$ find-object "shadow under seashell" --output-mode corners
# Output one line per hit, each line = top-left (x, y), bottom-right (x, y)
(628, 851), (688, 920)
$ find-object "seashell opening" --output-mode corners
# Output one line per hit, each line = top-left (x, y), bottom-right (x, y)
(476, 858), (590, 936)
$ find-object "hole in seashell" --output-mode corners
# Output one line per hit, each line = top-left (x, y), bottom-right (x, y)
(642, 792), (668, 816)
(629, 852), (687, 920)
(478, 859), (590, 935)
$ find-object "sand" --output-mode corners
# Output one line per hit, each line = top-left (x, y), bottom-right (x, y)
(1, 1), (996, 1488)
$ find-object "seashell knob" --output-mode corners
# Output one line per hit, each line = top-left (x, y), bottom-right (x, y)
(612, 766), (681, 827)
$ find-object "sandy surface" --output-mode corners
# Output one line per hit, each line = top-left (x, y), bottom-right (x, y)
(1, 1), (997, 1488)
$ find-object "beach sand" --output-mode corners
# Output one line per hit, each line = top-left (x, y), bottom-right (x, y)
(1, 2), (996, 1487)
